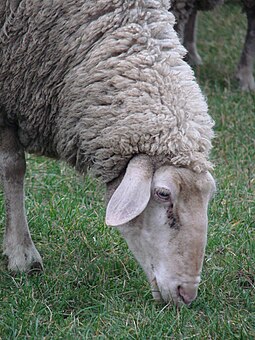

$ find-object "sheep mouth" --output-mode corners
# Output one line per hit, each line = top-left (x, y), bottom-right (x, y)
(150, 277), (184, 307)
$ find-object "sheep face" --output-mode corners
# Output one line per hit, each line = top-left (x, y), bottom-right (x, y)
(106, 155), (215, 306)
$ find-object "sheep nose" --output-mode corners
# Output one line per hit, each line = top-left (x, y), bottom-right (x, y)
(178, 284), (198, 305)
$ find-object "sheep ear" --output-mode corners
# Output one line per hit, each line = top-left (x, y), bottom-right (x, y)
(106, 156), (153, 226)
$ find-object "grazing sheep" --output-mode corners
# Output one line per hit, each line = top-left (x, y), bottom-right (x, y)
(171, 0), (255, 90)
(170, 0), (223, 64)
(0, 0), (216, 306)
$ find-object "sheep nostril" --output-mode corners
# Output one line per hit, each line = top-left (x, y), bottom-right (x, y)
(178, 285), (197, 305)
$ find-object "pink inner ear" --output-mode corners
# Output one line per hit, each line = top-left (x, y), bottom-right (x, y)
(105, 156), (153, 226)
(105, 171), (152, 226)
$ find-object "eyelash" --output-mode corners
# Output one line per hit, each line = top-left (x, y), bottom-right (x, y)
(154, 188), (171, 202)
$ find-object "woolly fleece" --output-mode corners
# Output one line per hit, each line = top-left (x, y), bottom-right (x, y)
(0, 0), (214, 183)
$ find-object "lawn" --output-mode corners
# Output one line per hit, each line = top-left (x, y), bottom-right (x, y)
(0, 2), (254, 339)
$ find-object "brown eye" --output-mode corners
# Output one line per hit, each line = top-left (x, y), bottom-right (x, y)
(154, 188), (171, 202)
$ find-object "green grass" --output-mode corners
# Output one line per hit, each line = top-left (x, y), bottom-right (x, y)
(0, 3), (254, 339)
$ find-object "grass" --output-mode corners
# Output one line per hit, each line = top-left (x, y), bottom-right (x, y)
(0, 3), (254, 339)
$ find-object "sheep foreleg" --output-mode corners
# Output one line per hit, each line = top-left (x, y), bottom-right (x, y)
(236, 6), (255, 91)
(183, 8), (203, 66)
(0, 122), (43, 272)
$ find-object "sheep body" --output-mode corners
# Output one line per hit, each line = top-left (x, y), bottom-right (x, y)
(0, 0), (213, 183)
(0, 0), (216, 306)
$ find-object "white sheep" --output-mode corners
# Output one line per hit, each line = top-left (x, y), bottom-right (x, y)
(171, 0), (255, 90)
(0, 0), (216, 306)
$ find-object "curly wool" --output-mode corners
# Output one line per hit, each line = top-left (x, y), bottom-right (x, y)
(0, 0), (214, 183)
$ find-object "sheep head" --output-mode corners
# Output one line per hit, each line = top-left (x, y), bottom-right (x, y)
(106, 155), (215, 306)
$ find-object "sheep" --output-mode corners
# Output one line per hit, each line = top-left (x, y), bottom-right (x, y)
(170, 0), (223, 64)
(236, 1), (255, 91)
(0, 0), (216, 306)
(170, 0), (255, 90)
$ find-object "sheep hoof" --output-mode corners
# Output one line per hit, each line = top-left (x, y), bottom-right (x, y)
(27, 261), (44, 275)
(185, 51), (203, 66)
(236, 68), (255, 91)
(239, 79), (255, 92)
(4, 244), (43, 273)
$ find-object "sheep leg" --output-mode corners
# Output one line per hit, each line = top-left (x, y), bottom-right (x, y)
(0, 123), (43, 272)
(236, 6), (255, 91)
(183, 8), (203, 66)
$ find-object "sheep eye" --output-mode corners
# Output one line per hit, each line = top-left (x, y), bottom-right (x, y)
(154, 188), (171, 202)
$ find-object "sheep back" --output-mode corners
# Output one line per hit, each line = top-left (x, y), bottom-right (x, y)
(0, 0), (214, 183)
